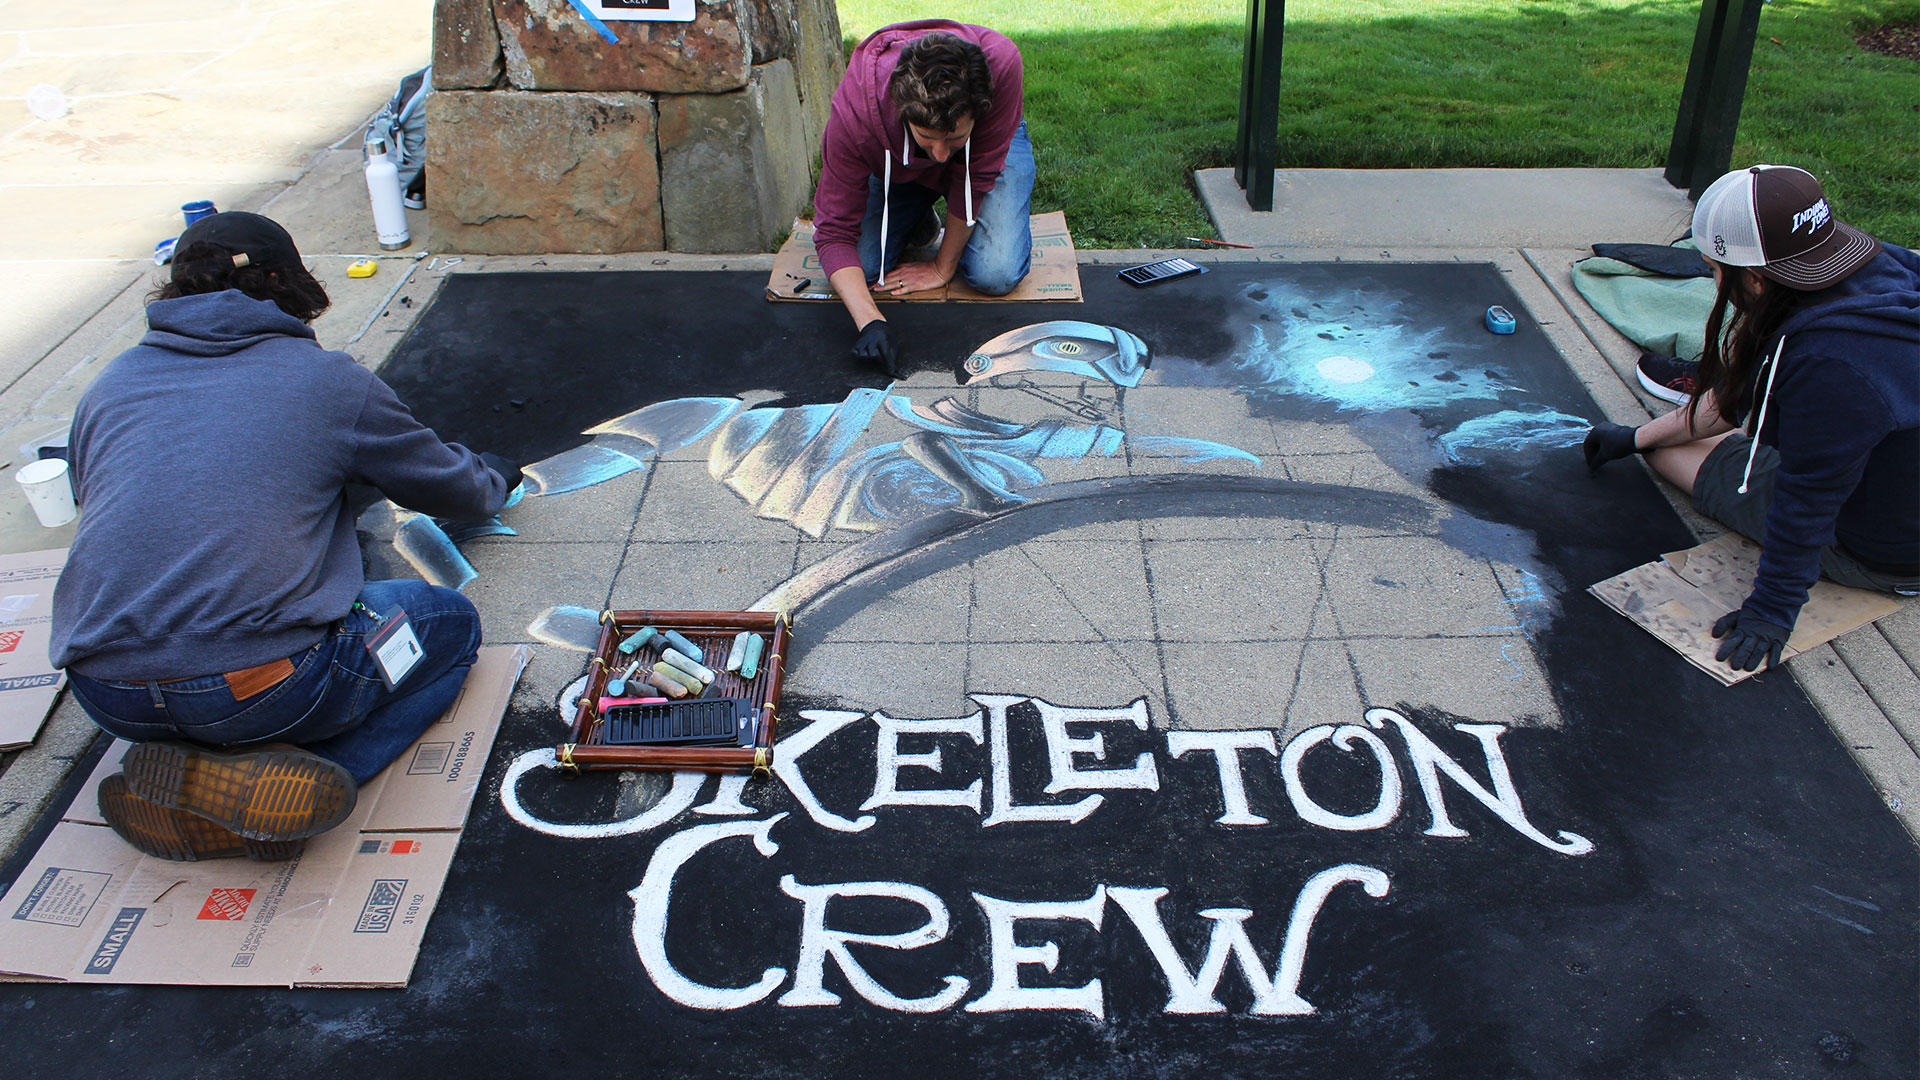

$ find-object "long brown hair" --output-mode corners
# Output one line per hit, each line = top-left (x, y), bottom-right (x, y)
(1690, 265), (1808, 429)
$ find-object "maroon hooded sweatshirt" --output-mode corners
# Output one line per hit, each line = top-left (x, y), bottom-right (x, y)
(811, 20), (1024, 280)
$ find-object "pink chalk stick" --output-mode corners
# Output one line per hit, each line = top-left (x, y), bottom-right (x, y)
(599, 696), (671, 709)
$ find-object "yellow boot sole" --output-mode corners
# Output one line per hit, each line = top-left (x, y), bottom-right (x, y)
(121, 742), (357, 842)
(98, 774), (305, 861)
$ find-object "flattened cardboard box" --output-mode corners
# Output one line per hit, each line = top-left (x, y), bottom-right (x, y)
(1590, 535), (1902, 685)
(767, 210), (1082, 302)
(0, 547), (68, 750)
(0, 645), (528, 987)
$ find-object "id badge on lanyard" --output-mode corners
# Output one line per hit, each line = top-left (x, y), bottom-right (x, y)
(359, 603), (424, 690)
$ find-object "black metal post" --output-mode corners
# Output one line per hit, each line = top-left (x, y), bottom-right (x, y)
(1232, 0), (1286, 211)
(1665, 0), (1765, 198)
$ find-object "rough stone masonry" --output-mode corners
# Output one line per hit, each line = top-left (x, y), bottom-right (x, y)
(427, 0), (844, 254)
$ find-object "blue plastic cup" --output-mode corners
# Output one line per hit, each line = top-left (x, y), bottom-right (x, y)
(181, 200), (216, 226)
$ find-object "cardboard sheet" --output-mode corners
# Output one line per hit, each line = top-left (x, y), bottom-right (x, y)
(0, 645), (528, 987)
(1589, 535), (1903, 685)
(767, 210), (1082, 303)
(0, 548), (67, 750)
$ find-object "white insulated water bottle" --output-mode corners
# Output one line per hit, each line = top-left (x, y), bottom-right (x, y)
(364, 136), (411, 250)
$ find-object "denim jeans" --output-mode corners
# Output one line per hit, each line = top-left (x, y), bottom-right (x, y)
(67, 579), (483, 785)
(859, 120), (1035, 296)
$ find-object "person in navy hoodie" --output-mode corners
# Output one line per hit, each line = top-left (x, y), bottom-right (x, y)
(810, 20), (1034, 375)
(1585, 165), (1920, 671)
(50, 212), (520, 861)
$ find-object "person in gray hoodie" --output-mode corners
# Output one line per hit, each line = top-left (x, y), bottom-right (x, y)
(50, 212), (519, 861)
(1585, 166), (1919, 672)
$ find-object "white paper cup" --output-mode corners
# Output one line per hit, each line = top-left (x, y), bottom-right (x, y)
(15, 458), (76, 528)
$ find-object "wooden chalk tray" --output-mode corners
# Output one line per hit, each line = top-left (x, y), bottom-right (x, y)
(561, 609), (791, 777)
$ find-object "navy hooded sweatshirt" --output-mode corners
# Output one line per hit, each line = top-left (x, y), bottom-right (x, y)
(50, 290), (508, 680)
(1739, 244), (1920, 630)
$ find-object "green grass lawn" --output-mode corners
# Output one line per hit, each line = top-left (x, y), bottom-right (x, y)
(835, 1), (1920, 248)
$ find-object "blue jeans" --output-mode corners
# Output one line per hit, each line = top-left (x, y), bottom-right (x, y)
(67, 580), (482, 785)
(859, 120), (1035, 296)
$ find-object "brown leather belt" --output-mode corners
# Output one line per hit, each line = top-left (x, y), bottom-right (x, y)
(158, 656), (296, 699)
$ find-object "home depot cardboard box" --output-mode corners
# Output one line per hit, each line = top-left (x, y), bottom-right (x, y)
(0, 645), (528, 988)
(0, 547), (68, 750)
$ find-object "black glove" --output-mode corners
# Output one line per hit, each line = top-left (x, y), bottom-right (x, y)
(1712, 608), (1791, 672)
(852, 319), (898, 378)
(479, 451), (523, 492)
(1582, 422), (1640, 474)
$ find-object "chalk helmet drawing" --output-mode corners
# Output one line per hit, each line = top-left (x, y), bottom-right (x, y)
(960, 321), (1149, 388)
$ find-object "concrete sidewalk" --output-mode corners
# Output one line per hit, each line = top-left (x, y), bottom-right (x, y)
(0, 3), (1912, 870)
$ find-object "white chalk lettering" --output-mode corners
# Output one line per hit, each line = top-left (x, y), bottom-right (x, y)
(976, 695), (1102, 827)
(777, 877), (970, 1012)
(1281, 724), (1402, 831)
(772, 710), (876, 833)
(500, 748), (703, 838)
(1167, 730), (1278, 825)
(1366, 708), (1593, 855)
(860, 710), (986, 813)
(693, 774), (758, 817)
(1109, 864), (1390, 1015)
(629, 816), (789, 1009)
(1036, 698), (1159, 795)
(965, 887), (1109, 1019)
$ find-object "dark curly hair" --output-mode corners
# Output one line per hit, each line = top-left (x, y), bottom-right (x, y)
(149, 242), (331, 323)
(888, 32), (993, 132)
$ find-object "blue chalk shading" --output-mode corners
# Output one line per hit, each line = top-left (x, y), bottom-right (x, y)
(1794, 901), (1876, 935)
(394, 515), (477, 590)
(527, 604), (606, 652)
(564, 0), (621, 43)
(1499, 642), (1526, 680)
(588, 397), (739, 455)
(1130, 436), (1261, 466)
(1809, 884), (1882, 912)
(1439, 408), (1592, 463)
(522, 441), (652, 497)
(1230, 282), (1508, 411)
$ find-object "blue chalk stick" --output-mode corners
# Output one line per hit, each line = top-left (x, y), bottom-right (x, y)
(662, 630), (703, 664)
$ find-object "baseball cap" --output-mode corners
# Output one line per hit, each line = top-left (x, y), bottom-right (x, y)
(1690, 165), (1881, 290)
(173, 211), (304, 273)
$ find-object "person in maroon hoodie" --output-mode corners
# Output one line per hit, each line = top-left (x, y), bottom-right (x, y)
(812, 20), (1034, 376)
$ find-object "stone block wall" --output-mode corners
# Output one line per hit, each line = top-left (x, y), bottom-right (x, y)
(429, 0), (843, 254)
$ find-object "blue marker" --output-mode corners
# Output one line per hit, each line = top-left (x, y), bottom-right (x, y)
(661, 630), (703, 664)
(1485, 305), (1516, 335)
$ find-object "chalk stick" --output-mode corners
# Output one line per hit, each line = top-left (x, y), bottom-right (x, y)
(645, 671), (690, 699)
(725, 631), (749, 672)
(599, 696), (670, 710)
(653, 661), (703, 694)
(616, 626), (658, 655)
(739, 633), (765, 680)
(661, 630), (703, 664)
(661, 647), (716, 685)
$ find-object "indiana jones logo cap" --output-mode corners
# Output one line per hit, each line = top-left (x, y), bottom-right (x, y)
(1691, 165), (1881, 291)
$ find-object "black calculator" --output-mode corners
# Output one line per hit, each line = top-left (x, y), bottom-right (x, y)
(1119, 257), (1206, 287)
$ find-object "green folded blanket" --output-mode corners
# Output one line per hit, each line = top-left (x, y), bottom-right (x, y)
(1571, 239), (1721, 362)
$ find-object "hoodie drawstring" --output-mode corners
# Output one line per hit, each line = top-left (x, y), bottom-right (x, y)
(880, 122), (975, 286)
(1738, 334), (1788, 495)
(878, 149), (892, 289)
(962, 137), (975, 227)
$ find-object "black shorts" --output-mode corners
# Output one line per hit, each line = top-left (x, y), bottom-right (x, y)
(1692, 432), (1919, 595)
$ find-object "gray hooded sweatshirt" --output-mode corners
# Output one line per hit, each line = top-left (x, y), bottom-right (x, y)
(50, 290), (507, 679)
